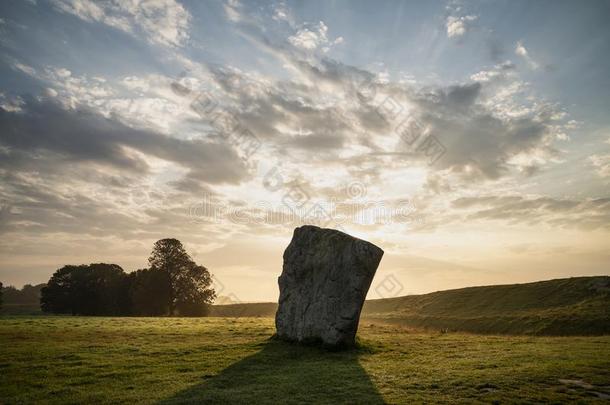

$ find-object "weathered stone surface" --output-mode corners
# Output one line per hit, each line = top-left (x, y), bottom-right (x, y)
(275, 225), (384, 347)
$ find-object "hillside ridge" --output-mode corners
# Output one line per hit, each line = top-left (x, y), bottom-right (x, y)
(210, 276), (610, 335)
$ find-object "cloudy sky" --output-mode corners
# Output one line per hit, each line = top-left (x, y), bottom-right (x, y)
(1, 0), (609, 301)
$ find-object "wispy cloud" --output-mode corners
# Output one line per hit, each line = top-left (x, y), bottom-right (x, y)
(590, 154), (610, 178)
(515, 40), (539, 70)
(51, 0), (191, 47)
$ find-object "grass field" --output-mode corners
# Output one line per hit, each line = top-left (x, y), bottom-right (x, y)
(1, 317), (609, 403)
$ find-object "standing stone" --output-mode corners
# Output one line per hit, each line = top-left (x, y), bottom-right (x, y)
(275, 225), (384, 347)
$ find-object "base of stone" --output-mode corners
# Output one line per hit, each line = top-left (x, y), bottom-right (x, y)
(271, 333), (359, 351)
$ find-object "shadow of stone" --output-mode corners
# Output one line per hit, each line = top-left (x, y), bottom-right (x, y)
(160, 339), (385, 404)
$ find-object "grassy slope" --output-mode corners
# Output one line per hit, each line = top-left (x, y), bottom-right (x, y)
(0, 317), (609, 403)
(362, 276), (610, 335)
(210, 276), (610, 335)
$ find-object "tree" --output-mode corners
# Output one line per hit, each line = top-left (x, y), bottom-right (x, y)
(37, 240), (214, 316)
(41, 265), (83, 314)
(0, 281), (3, 312)
(41, 264), (128, 315)
(128, 268), (172, 316)
(148, 239), (216, 315)
(175, 265), (215, 316)
(84, 263), (129, 315)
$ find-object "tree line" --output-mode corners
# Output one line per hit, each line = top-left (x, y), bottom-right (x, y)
(1, 283), (45, 305)
(39, 238), (216, 316)
(0, 283), (45, 314)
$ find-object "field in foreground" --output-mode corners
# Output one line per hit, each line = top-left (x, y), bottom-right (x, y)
(1, 317), (609, 403)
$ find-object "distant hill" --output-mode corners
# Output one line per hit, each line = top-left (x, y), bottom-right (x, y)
(210, 276), (610, 335)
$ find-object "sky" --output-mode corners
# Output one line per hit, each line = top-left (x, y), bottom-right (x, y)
(0, 0), (609, 302)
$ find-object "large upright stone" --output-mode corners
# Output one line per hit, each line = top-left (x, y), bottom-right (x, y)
(275, 225), (384, 347)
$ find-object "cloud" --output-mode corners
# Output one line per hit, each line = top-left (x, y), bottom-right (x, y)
(451, 195), (610, 230)
(288, 21), (343, 52)
(162, 7), (570, 190)
(223, 0), (241, 22)
(199, 63), (356, 154)
(398, 73), (560, 181)
(12, 62), (37, 76)
(590, 154), (610, 178)
(51, 0), (191, 47)
(470, 61), (515, 83)
(14, 65), (197, 133)
(178, 24), (566, 185)
(284, 132), (345, 150)
(289, 21), (328, 50)
(0, 96), (249, 186)
(271, 1), (293, 25)
(515, 41), (539, 70)
(207, 56), (559, 189)
(0, 10), (577, 248)
(2, 0), (609, 296)
(445, 82), (482, 107)
(446, 15), (477, 38)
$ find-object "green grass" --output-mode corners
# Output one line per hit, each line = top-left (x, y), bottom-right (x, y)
(0, 303), (42, 316)
(1, 317), (609, 403)
(211, 276), (610, 335)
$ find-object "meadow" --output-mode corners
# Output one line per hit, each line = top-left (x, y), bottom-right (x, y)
(1, 316), (609, 403)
